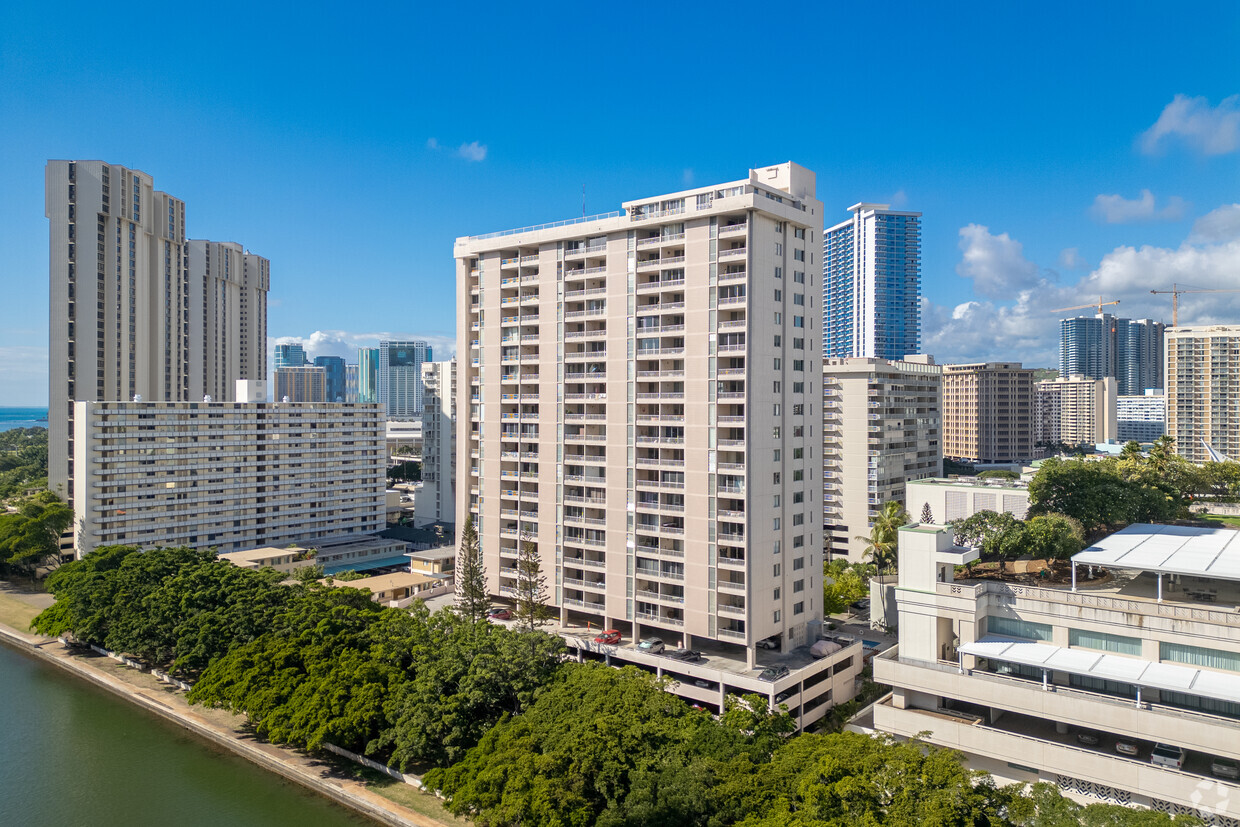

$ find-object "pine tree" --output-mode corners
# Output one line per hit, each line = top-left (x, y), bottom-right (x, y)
(455, 515), (489, 622)
(920, 502), (934, 525)
(513, 531), (551, 635)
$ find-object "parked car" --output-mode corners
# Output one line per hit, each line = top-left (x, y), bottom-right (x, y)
(850, 598), (871, 613)
(637, 637), (665, 654)
(756, 636), (781, 650)
(1075, 729), (1101, 747)
(1115, 737), (1140, 756)
(1212, 757), (1240, 780)
(665, 648), (703, 663)
(759, 665), (790, 681)
(486, 607), (511, 620)
(593, 629), (622, 645)
(1151, 743), (1186, 770)
(693, 679), (715, 689)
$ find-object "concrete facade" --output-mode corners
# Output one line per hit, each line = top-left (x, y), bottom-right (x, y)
(822, 356), (942, 560)
(378, 340), (431, 420)
(942, 362), (1035, 464)
(73, 400), (386, 557)
(415, 359), (456, 527)
(1166, 326), (1240, 463)
(274, 366), (326, 403)
(1118, 390), (1167, 444)
(1034, 375), (1117, 448)
(456, 163), (825, 663)
(187, 240), (269, 403)
(904, 477), (1030, 524)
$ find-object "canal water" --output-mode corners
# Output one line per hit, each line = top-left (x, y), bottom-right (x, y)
(0, 642), (373, 826)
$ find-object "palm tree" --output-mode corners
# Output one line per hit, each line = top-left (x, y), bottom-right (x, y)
(854, 500), (910, 575)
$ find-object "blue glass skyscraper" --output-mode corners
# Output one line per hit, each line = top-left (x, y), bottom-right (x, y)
(314, 355), (347, 402)
(822, 203), (921, 360)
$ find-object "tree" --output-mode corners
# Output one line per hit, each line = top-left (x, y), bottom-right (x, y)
(512, 531), (551, 634)
(977, 469), (1019, 481)
(855, 500), (909, 574)
(1020, 513), (1085, 561)
(0, 492), (73, 576)
(822, 559), (873, 615)
(454, 514), (488, 622)
(920, 502), (934, 524)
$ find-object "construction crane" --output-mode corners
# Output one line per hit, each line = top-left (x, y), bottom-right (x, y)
(1049, 296), (1121, 315)
(1149, 283), (1240, 326)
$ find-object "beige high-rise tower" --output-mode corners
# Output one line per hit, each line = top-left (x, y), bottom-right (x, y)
(187, 240), (269, 402)
(1166, 325), (1240, 462)
(456, 163), (825, 659)
(942, 362), (1035, 464)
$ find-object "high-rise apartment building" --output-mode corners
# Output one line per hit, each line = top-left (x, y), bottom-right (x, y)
(274, 343), (308, 370)
(1166, 325), (1240, 462)
(822, 203), (921, 360)
(46, 160), (190, 498)
(1034, 375), (1116, 448)
(1117, 390), (1166, 444)
(942, 362), (1035, 464)
(314, 355), (347, 402)
(187, 240), (269, 402)
(415, 359), (456, 527)
(378, 341), (431, 420)
(822, 356), (942, 560)
(345, 364), (360, 403)
(74, 400), (386, 557)
(358, 347), (379, 403)
(274, 365), (326, 403)
(1060, 314), (1165, 395)
(456, 163), (826, 659)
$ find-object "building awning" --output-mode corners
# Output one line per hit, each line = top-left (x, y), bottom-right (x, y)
(1071, 523), (1240, 582)
(959, 636), (1240, 705)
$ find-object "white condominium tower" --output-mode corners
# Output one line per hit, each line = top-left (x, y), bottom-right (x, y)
(1166, 325), (1240, 463)
(378, 340), (432, 420)
(46, 160), (269, 499)
(187, 240), (269, 402)
(456, 163), (825, 659)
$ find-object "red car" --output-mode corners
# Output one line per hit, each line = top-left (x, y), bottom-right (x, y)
(487, 607), (511, 620)
(594, 629), (622, 644)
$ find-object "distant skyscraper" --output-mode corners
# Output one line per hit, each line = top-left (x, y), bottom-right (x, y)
(1059, 314), (1164, 395)
(378, 341), (431, 419)
(345, 364), (360, 403)
(358, 347), (379, 403)
(274, 343), (308, 370)
(416, 359), (457, 527)
(823, 203), (921, 360)
(314, 355), (347, 402)
(274, 366), (326, 402)
(46, 160), (191, 498)
(187, 240), (269, 402)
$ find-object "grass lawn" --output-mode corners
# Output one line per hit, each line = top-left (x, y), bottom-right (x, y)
(1196, 514), (1240, 529)
(0, 590), (41, 632)
(328, 761), (470, 826)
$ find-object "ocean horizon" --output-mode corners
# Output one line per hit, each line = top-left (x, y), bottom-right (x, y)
(0, 407), (49, 432)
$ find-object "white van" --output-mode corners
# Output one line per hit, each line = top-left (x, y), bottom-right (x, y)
(1151, 743), (1186, 770)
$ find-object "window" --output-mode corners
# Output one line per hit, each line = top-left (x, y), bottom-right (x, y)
(774, 290), (782, 301)
(793, 448), (803, 460)
(774, 266), (783, 279)
(773, 358), (781, 370)
(793, 512), (804, 524)
(774, 312), (782, 324)
(987, 616), (1052, 641)
(1070, 629), (1142, 655)
(775, 243), (783, 255)
(793, 360), (804, 372)
(793, 491), (803, 504)
(793, 425), (803, 438)
(793, 338), (804, 350)
(773, 449), (781, 461)
(773, 588), (781, 600)
(793, 556), (805, 570)
(794, 227), (805, 239)
(794, 270), (805, 283)
(773, 381), (781, 393)
(793, 382), (804, 393)
(793, 294), (805, 306)
(793, 601), (804, 615)
(773, 403), (781, 415)
(793, 316), (804, 328)
(794, 249), (805, 261)
(774, 610), (781, 622)
(792, 404), (804, 415)
(772, 472), (781, 484)
(773, 495), (781, 507)
(793, 534), (804, 547)
(773, 563), (781, 576)
(1160, 641), (1240, 671)
(774, 335), (781, 347)
(775, 221), (784, 233)
(773, 540), (781, 554)
(793, 579), (804, 592)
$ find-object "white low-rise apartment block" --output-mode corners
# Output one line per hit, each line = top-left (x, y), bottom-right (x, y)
(904, 476), (1030, 524)
(871, 522), (1240, 823)
(73, 400), (386, 557)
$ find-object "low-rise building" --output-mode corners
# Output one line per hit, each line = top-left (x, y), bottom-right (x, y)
(905, 477), (1030, 524)
(311, 535), (412, 574)
(218, 546), (316, 574)
(73, 400), (386, 557)
(872, 522), (1240, 821)
(324, 570), (442, 608)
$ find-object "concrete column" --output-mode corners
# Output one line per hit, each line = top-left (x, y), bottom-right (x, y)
(747, 645), (756, 669)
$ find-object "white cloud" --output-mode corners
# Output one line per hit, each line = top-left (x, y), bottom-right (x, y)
(1141, 93), (1240, 156)
(1057, 247), (1087, 270)
(955, 224), (1048, 300)
(267, 330), (456, 375)
(682, 169), (694, 186)
(457, 141), (487, 162)
(0, 346), (50, 406)
(923, 210), (1240, 366)
(1190, 204), (1240, 243)
(1090, 189), (1187, 224)
(426, 137), (440, 150)
(889, 188), (909, 209)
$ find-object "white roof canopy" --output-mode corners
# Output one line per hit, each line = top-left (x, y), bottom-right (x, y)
(960, 637), (1240, 705)
(1071, 524), (1240, 582)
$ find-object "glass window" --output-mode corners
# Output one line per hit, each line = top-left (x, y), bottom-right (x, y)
(1070, 628), (1142, 656)
(987, 616), (1052, 641)
(1161, 641), (1240, 672)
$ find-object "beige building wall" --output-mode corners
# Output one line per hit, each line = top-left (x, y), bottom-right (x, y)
(456, 163), (825, 659)
(416, 359), (457, 527)
(942, 362), (1034, 463)
(904, 477), (1030, 524)
(74, 401), (386, 557)
(187, 241), (270, 403)
(1166, 325), (1240, 463)
(1034, 375), (1117, 447)
(823, 356), (942, 560)
(274, 366), (326, 402)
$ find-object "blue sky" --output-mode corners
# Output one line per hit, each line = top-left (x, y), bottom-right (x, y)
(1, 1), (1238, 405)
